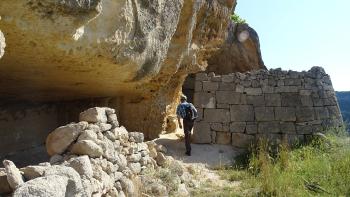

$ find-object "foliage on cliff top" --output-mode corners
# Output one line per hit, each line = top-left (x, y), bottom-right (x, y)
(231, 13), (247, 24)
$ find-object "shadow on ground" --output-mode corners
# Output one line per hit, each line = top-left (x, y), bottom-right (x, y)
(155, 132), (245, 169)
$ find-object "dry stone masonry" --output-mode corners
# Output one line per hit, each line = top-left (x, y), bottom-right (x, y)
(193, 67), (343, 147)
(0, 107), (193, 197)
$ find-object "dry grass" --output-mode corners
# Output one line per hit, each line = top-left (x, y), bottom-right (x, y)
(196, 127), (350, 196)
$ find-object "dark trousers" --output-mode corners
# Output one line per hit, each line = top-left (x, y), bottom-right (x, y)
(183, 120), (194, 153)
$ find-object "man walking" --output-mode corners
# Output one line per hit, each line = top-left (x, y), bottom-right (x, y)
(176, 94), (198, 156)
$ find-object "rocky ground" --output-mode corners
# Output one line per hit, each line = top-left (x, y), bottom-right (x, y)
(0, 107), (239, 197)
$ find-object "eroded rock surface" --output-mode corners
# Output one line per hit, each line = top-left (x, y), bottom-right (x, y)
(207, 22), (265, 74)
(0, 29), (5, 59)
(0, 0), (235, 139)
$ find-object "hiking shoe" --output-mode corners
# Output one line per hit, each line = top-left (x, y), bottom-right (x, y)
(185, 151), (191, 156)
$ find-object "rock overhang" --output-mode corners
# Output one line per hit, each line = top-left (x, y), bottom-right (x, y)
(0, 0), (236, 139)
(0, 0), (189, 100)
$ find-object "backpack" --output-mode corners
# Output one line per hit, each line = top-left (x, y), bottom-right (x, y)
(184, 104), (194, 121)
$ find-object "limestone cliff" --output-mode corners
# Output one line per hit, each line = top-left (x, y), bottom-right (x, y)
(182, 22), (265, 105)
(0, 0), (236, 139)
(0, 29), (5, 59)
(206, 23), (265, 74)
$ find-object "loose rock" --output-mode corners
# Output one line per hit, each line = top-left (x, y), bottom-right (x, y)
(3, 160), (24, 190)
(71, 140), (103, 158)
(13, 175), (69, 197)
(46, 122), (88, 155)
(67, 155), (93, 178)
(79, 107), (108, 123)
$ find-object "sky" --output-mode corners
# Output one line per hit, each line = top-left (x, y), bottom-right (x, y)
(235, 0), (350, 91)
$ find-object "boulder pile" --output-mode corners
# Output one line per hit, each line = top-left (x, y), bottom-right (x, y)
(0, 107), (191, 197)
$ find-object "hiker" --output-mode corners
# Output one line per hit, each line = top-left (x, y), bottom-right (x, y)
(176, 94), (198, 156)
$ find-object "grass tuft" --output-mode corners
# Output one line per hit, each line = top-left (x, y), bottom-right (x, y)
(216, 127), (350, 196)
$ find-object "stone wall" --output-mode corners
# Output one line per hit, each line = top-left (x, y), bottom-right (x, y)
(0, 98), (121, 167)
(192, 67), (343, 148)
(1, 107), (192, 196)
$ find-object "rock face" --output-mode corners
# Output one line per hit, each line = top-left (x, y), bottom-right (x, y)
(0, 29), (5, 59)
(0, 0), (235, 140)
(206, 23), (265, 74)
(193, 67), (344, 147)
(182, 22), (265, 104)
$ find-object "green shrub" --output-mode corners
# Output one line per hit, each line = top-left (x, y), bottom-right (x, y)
(218, 128), (350, 196)
(231, 13), (247, 24)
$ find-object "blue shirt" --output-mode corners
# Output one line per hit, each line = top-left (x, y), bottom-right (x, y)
(176, 102), (198, 120)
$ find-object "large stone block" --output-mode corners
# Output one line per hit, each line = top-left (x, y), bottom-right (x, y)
(196, 108), (203, 121)
(255, 107), (274, 121)
(300, 95), (313, 106)
(262, 86), (274, 94)
(222, 75), (234, 83)
(246, 123), (258, 134)
(247, 95), (265, 106)
(196, 73), (209, 81)
(265, 94), (281, 106)
(244, 88), (262, 95)
(79, 107), (108, 123)
(327, 106), (342, 119)
(323, 96), (337, 106)
(281, 93), (301, 107)
(284, 79), (301, 86)
(194, 81), (202, 91)
(256, 133), (282, 145)
(204, 109), (230, 123)
(219, 82), (235, 91)
(235, 85), (244, 93)
(192, 122), (211, 144)
(282, 134), (305, 146)
(193, 92), (216, 109)
(229, 122), (246, 133)
(202, 81), (219, 92)
(217, 103), (229, 109)
(275, 86), (299, 93)
(230, 105), (254, 121)
(241, 80), (252, 87)
(300, 90), (312, 96)
(280, 122), (296, 133)
(296, 123), (313, 134)
(296, 107), (315, 122)
(210, 123), (229, 132)
(274, 107), (296, 121)
(314, 107), (329, 120)
(258, 122), (280, 133)
(322, 118), (343, 128)
(216, 91), (241, 104)
(231, 133), (255, 148)
(216, 132), (231, 145)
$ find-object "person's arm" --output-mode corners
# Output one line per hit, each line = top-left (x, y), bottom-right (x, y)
(176, 105), (183, 129)
(191, 104), (198, 120)
(177, 116), (182, 129)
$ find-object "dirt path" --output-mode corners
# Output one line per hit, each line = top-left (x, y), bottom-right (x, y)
(154, 130), (245, 193)
(155, 131), (245, 169)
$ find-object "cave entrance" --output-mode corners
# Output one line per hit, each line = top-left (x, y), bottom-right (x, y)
(182, 74), (196, 103)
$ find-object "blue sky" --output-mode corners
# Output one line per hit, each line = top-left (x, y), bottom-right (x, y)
(235, 0), (350, 91)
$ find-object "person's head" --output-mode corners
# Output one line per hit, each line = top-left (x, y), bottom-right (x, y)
(180, 94), (187, 103)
